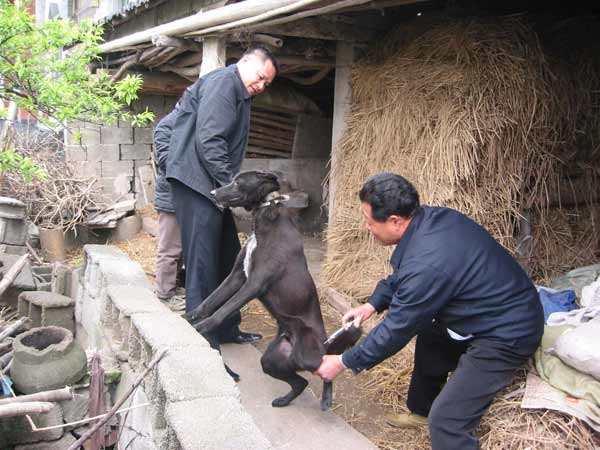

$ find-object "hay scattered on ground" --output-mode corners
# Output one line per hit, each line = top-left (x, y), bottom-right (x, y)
(323, 16), (599, 300)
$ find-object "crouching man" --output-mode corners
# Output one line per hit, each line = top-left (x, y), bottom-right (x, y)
(315, 172), (544, 450)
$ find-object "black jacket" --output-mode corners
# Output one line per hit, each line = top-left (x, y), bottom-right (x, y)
(154, 109), (178, 213)
(342, 206), (544, 373)
(166, 64), (251, 205)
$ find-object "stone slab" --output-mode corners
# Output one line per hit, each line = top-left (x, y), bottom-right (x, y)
(154, 347), (238, 403)
(131, 313), (209, 353)
(121, 143), (151, 160)
(101, 126), (133, 145)
(134, 127), (154, 144)
(165, 397), (272, 450)
(0, 254), (35, 290)
(106, 286), (170, 316)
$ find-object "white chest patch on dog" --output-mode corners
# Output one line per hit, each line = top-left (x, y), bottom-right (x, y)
(243, 234), (257, 278)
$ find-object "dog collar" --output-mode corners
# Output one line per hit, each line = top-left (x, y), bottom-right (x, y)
(259, 191), (290, 208)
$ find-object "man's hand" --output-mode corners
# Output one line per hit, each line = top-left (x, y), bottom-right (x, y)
(342, 303), (376, 327)
(314, 355), (345, 382)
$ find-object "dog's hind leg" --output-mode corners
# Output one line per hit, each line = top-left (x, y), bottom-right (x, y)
(261, 335), (308, 407)
(203, 331), (240, 382)
(321, 381), (332, 411)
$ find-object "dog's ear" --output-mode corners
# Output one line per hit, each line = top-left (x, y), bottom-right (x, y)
(271, 171), (293, 194)
(258, 171), (279, 185)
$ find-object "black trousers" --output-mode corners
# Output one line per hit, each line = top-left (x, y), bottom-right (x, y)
(170, 180), (241, 341)
(407, 323), (539, 450)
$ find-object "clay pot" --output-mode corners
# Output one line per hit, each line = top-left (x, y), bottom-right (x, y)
(10, 326), (87, 394)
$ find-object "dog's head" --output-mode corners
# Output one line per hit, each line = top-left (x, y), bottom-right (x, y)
(211, 171), (280, 209)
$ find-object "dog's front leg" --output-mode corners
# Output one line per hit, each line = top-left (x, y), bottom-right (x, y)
(185, 249), (247, 324)
(193, 281), (262, 334)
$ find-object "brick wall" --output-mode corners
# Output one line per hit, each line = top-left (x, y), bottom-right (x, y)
(64, 94), (179, 208)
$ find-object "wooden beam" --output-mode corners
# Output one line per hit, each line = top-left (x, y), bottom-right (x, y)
(106, 70), (191, 95)
(339, 0), (428, 12)
(100, 0), (300, 53)
(258, 17), (375, 41)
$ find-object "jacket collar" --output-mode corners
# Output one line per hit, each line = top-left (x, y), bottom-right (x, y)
(232, 64), (252, 100)
(390, 206), (424, 268)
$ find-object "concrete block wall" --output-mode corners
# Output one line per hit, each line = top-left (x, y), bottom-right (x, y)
(64, 94), (178, 208)
(75, 245), (271, 450)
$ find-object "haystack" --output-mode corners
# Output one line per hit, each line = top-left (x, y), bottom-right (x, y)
(324, 16), (599, 299)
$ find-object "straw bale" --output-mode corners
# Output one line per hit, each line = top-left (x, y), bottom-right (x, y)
(324, 17), (599, 301)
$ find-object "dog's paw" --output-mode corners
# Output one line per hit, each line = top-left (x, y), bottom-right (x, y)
(320, 396), (332, 411)
(271, 396), (292, 408)
(194, 317), (215, 334)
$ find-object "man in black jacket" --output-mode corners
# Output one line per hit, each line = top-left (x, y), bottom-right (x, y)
(164, 46), (278, 344)
(315, 173), (544, 450)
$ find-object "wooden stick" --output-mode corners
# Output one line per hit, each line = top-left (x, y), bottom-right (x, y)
(0, 387), (73, 406)
(99, 0), (299, 53)
(0, 340), (12, 356)
(25, 242), (43, 265)
(67, 348), (167, 450)
(0, 350), (13, 370)
(0, 317), (29, 342)
(0, 401), (54, 418)
(30, 402), (150, 432)
(0, 254), (29, 298)
(186, 0), (324, 36)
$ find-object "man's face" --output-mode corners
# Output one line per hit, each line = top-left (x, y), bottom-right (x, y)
(361, 202), (408, 246)
(238, 53), (276, 97)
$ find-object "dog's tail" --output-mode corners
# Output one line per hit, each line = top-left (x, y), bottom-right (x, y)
(324, 323), (362, 355)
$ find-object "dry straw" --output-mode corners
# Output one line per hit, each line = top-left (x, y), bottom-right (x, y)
(323, 16), (599, 299)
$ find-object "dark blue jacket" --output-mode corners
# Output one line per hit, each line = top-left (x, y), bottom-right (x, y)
(154, 109), (178, 213)
(166, 64), (251, 205)
(342, 206), (544, 373)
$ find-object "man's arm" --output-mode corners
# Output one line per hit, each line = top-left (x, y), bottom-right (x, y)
(342, 262), (455, 374)
(368, 273), (398, 313)
(154, 109), (178, 172)
(196, 75), (239, 187)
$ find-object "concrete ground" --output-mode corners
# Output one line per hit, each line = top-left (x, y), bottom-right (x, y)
(221, 235), (377, 450)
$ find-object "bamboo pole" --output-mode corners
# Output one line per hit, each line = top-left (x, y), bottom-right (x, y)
(0, 387), (73, 406)
(99, 0), (300, 53)
(67, 349), (167, 450)
(0, 254), (29, 298)
(185, 0), (324, 37)
(0, 401), (54, 418)
(25, 242), (43, 265)
(0, 317), (29, 342)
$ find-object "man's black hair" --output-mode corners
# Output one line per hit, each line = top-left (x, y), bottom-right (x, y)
(243, 45), (280, 77)
(359, 172), (420, 222)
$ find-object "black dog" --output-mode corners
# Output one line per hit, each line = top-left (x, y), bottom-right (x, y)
(185, 171), (361, 410)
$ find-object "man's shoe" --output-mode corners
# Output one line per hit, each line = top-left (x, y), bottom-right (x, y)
(385, 412), (428, 429)
(221, 331), (263, 344)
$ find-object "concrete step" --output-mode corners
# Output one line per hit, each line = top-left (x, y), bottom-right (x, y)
(221, 343), (377, 450)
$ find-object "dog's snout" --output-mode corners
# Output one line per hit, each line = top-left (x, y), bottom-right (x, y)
(210, 189), (216, 196)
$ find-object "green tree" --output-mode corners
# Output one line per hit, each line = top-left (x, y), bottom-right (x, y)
(0, 0), (154, 179)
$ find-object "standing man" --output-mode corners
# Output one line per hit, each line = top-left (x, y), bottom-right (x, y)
(167, 46), (278, 345)
(153, 108), (183, 308)
(315, 172), (544, 450)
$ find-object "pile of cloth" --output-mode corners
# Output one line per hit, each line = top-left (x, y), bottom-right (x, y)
(522, 264), (600, 431)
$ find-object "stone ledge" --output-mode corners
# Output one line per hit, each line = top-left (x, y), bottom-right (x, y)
(165, 397), (273, 450)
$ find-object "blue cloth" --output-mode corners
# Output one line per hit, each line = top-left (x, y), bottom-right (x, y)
(537, 287), (577, 323)
(1, 375), (13, 397)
